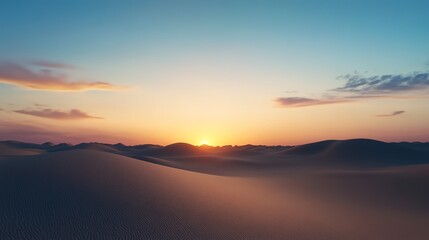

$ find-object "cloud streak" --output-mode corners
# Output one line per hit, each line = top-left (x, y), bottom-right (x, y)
(276, 69), (429, 108)
(336, 72), (429, 94)
(0, 62), (120, 91)
(376, 111), (405, 117)
(275, 97), (350, 107)
(32, 60), (78, 69)
(14, 109), (103, 120)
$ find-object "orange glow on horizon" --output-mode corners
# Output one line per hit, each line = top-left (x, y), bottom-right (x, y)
(199, 140), (211, 146)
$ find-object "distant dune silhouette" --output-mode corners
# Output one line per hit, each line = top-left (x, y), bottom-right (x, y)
(280, 139), (429, 168)
(70, 142), (120, 153)
(1, 139), (429, 239)
(281, 140), (336, 155)
(147, 142), (199, 156)
(0, 142), (43, 156)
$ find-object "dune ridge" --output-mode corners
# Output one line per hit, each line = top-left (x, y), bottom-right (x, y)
(0, 139), (428, 239)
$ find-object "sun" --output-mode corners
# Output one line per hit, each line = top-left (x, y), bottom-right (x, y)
(199, 140), (210, 146)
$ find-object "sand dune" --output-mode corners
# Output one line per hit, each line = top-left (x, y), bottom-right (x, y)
(278, 139), (429, 169)
(0, 139), (428, 239)
(0, 142), (44, 156)
(70, 142), (120, 153)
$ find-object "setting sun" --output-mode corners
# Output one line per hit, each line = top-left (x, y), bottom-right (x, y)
(199, 140), (210, 146)
(1, 1), (429, 239)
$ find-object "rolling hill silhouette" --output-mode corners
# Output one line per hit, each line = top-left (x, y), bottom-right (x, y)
(1, 139), (429, 170)
(280, 139), (429, 168)
(148, 142), (199, 156)
(70, 143), (120, 153)
(0, 139), (429, 239)
(0, 142), (43, 156)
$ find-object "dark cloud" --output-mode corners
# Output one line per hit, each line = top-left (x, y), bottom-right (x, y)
(275, 97), (350, 107)
(14, 109), (103, 120)
(335, 72), (429, 94)
(32, 60), (77, 69)
(0, 61), (120, 91)
(376, 111), (405, 117)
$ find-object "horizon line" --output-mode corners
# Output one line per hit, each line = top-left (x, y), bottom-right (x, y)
(2, 138), (428, 148)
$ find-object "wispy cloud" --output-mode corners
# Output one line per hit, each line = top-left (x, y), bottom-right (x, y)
(376, 110), (405, 117)
(335, 72), (429, 94)
(14, 108), (103, 120)
(0, 61), (121, 91)
(34, 103), (48, 107)
(275, 97), (350, 107)
(276, 69), (429, 108)
(32, 60), (77, 69)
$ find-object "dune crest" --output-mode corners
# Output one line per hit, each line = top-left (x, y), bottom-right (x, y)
(0, 139), (428, 239)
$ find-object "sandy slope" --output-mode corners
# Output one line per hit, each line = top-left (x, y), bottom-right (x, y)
(0, 142), (44, 156)
(0, 143), (428, 239)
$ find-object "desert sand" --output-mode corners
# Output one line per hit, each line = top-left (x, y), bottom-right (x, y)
(0, 139), (428, 239)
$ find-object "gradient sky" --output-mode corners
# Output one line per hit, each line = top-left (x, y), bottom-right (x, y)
(1, 0), (429, 145)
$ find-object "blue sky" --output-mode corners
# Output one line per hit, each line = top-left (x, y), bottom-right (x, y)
(2, 0), (428, 72)
(0, 0), (428, 145)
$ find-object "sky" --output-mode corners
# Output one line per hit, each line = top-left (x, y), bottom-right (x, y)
(1, 0), (429, 146)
